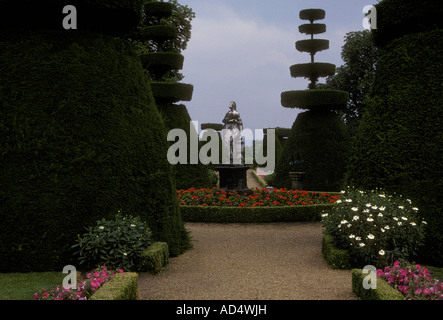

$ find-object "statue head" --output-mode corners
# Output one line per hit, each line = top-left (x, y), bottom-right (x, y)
(229, 101), (237, 111)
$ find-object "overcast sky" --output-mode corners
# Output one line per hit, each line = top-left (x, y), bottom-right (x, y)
(178, 0), (377, 136)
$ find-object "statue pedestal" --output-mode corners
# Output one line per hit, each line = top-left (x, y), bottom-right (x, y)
(216, 165), (252, 194)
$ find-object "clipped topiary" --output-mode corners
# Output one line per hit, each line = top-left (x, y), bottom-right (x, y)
(140, 0), (211, 189)
(0, 0), (190, 272)
(275, 8), (350, 191)
(347, 1), (443, 265)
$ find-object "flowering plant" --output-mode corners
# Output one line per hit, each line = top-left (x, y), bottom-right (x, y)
(177, 187), (340, 208)
(322, 187), (426, 267)
(377, 261), (443, 300)
(72, 211), (152, 271)
(34, 266), (124, 300)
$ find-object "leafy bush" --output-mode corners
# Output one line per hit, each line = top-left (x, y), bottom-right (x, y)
(274, 110), (350, 191)
(377, 261), (443, 300)
(322, 187), (426, 268)
(346, 29), (443, 265)
(72, 212), (152, 271)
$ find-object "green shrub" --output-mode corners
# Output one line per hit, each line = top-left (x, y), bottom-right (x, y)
(322, 187), (427, 268)
(352, 269), (404, 300)
(159, 104), (212, 189)
(281, 89), (349, 110)
(274, 110), (350, 191)
(295, 39), (329, 55)
(72, 212), (153, 271)
(299, 9), (325, 22)
(372, 0), (443, 47)
(0, 29), (189, 272)
(299, 23), (326, 35)
(290, 63), (335, 81)
(139, 242), (169, 274)
(89, 272), (138, 300)
(346, 29), (443, 265)
(322, 234), (351, 269)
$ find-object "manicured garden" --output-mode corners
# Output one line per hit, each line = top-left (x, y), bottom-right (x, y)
(1, 0), (442, 304)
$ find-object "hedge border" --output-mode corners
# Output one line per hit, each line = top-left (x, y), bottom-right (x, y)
(89, 272), (138, 300)
(321, 233), (351, 269)
(138, 242), (169, 274)
(181, 204), (334, 223)
(281, 89), (349, 110)
(352, 269), (404, 300)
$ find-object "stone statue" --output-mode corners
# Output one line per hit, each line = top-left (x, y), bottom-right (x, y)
(222, 101), (244, 164)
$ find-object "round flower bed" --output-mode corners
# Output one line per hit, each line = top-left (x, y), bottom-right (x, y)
(177, 187), (340, 207)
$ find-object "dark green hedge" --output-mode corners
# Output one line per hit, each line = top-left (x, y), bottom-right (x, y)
(144, 1), (174, 18)
(290, 63), (336, 81)
(0, 30), (189, 272)
(0, 0), (143, 33)
(150, 82), (194, 104)
(298, 23), (326, 35)
(274, 110), (350, 191)
(181, 204), (333, 223)
(89, 272), (139, 300)
(346, 29), (443, 265)
(140, 52), (184, 79)
(296, 39), (329, 55)
(281, 89), (349, 110)
(159, 104), (212, 189)
(372, 0), (443, 47)
(140, 25), (177, 42)
(299, 9), (325, 22)
(352, 269), (404, 300)
(322, 234), (351, 269)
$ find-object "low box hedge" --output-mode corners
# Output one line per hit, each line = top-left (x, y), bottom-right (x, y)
(181, 204), (333, 223)
(138, 242), (169, 274)
(89, 272), (138, 300)
(352, 269), (404, 300)
(321, 233), (351, 269)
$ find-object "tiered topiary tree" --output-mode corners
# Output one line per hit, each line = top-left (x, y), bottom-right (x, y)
(138, 0), (211, 189)
(0, 0), (190, 272)
(275, 9), (350, 191)
(346, 0), (443, 265)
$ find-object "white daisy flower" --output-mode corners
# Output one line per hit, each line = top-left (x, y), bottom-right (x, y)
(379, 250), (385, 256)
(367, 234), (375, 240)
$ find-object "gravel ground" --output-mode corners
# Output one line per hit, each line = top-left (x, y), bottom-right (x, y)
(138, 222), (356, 300)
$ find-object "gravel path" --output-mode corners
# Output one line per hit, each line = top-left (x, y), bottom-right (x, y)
(138, 222), (356, 300)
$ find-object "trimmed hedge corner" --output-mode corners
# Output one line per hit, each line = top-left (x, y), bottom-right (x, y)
(352, 269), (404, 300)
(322, 233), (351, 269)
(181, 204), (333, 223)
(89, 272), (138, 300)
(139, 242), (169, 274)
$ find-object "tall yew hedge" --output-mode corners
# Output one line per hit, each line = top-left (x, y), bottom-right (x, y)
(347, 0), (443, 265)
(0, 1), (190, 272)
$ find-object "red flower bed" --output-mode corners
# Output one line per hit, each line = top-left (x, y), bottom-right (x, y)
(177, 187), (340, 207)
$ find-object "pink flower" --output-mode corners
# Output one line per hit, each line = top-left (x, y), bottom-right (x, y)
(118, 269), (124, 273)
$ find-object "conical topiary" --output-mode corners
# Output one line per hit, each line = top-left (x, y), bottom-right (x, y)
(275, 9), (350, 191)
(139, 0), (211, 189)
(0, 0), (190, 272)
